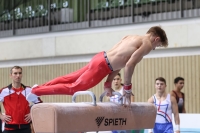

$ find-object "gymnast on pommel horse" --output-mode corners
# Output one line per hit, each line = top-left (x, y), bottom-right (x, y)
(26, 26), (168, 106)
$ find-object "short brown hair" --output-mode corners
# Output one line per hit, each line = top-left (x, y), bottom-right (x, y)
(155, 77), (166, 84)
(174, 77), (184, 84)
(117, 73), (121, 77)
(147, 26), (168, 47)
(10, 66), (22, 74)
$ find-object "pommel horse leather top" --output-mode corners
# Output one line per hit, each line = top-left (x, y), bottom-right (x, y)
(31, 91), (156, 133)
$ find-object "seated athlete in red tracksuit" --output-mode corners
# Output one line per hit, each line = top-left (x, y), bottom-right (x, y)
(26, 26), (168, 105)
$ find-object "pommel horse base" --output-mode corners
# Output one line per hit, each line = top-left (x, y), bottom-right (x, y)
(31, 91), (156, 133)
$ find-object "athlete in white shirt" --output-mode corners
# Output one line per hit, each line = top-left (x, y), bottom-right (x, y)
(147, 77), (180, 133)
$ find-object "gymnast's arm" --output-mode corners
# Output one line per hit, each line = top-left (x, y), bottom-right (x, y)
(0, 103), (12, 124)
(147, 97), (154, 133)
(104, 70), (120, 97)
(182, 93), (186, 113)
(182, 104), (186, 113)
(124, 44), (149, 85)
(171, 96), (180, 133)
(105, 70), (121, 83)
(147, 97), (154, 104)
(26, 97), (43, 123)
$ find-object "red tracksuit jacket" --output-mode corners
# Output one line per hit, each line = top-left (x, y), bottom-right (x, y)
(0, 84), (42, 129)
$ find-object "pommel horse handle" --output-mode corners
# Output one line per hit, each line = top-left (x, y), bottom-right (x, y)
(72, 91), (97, 106)
(99, 91), (123, 105)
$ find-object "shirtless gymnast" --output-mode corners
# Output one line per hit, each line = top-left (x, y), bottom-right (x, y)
(26, 26), (168, 105)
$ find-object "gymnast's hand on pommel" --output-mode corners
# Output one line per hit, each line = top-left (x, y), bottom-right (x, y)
(121, 83), (134, 106)
(104, 81), (114, 97)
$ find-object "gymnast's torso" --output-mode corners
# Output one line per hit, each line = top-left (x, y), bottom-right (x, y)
(153, 94), (172, 123)
(106, 35), (152, 71)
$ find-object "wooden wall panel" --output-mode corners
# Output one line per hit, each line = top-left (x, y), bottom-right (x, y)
(0, 55), (199, 113)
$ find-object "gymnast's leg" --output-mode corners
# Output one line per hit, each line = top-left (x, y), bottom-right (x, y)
(26, 52), (112, 101)
(41, 64), (89, 86)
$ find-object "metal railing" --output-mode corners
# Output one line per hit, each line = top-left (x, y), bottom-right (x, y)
(0, 0), (200, 38)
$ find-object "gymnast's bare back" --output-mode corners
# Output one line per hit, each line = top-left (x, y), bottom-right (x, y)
(106, 34), (153, 71)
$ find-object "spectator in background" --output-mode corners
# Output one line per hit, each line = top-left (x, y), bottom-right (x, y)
(109, 73), (134, 103)
(0, 66), (42, 133)
(110, 73), (136, 133)
(170, 77), (186, 113)
(148, 77), (180, 133)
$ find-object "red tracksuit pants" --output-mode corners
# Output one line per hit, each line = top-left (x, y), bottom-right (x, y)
(32, 52), (112, 96)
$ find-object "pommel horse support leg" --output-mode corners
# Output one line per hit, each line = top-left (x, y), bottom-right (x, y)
(31, 91), (156, 133)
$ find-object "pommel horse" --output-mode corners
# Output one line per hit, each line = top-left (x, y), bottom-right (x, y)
(31, 91), (156, 133)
